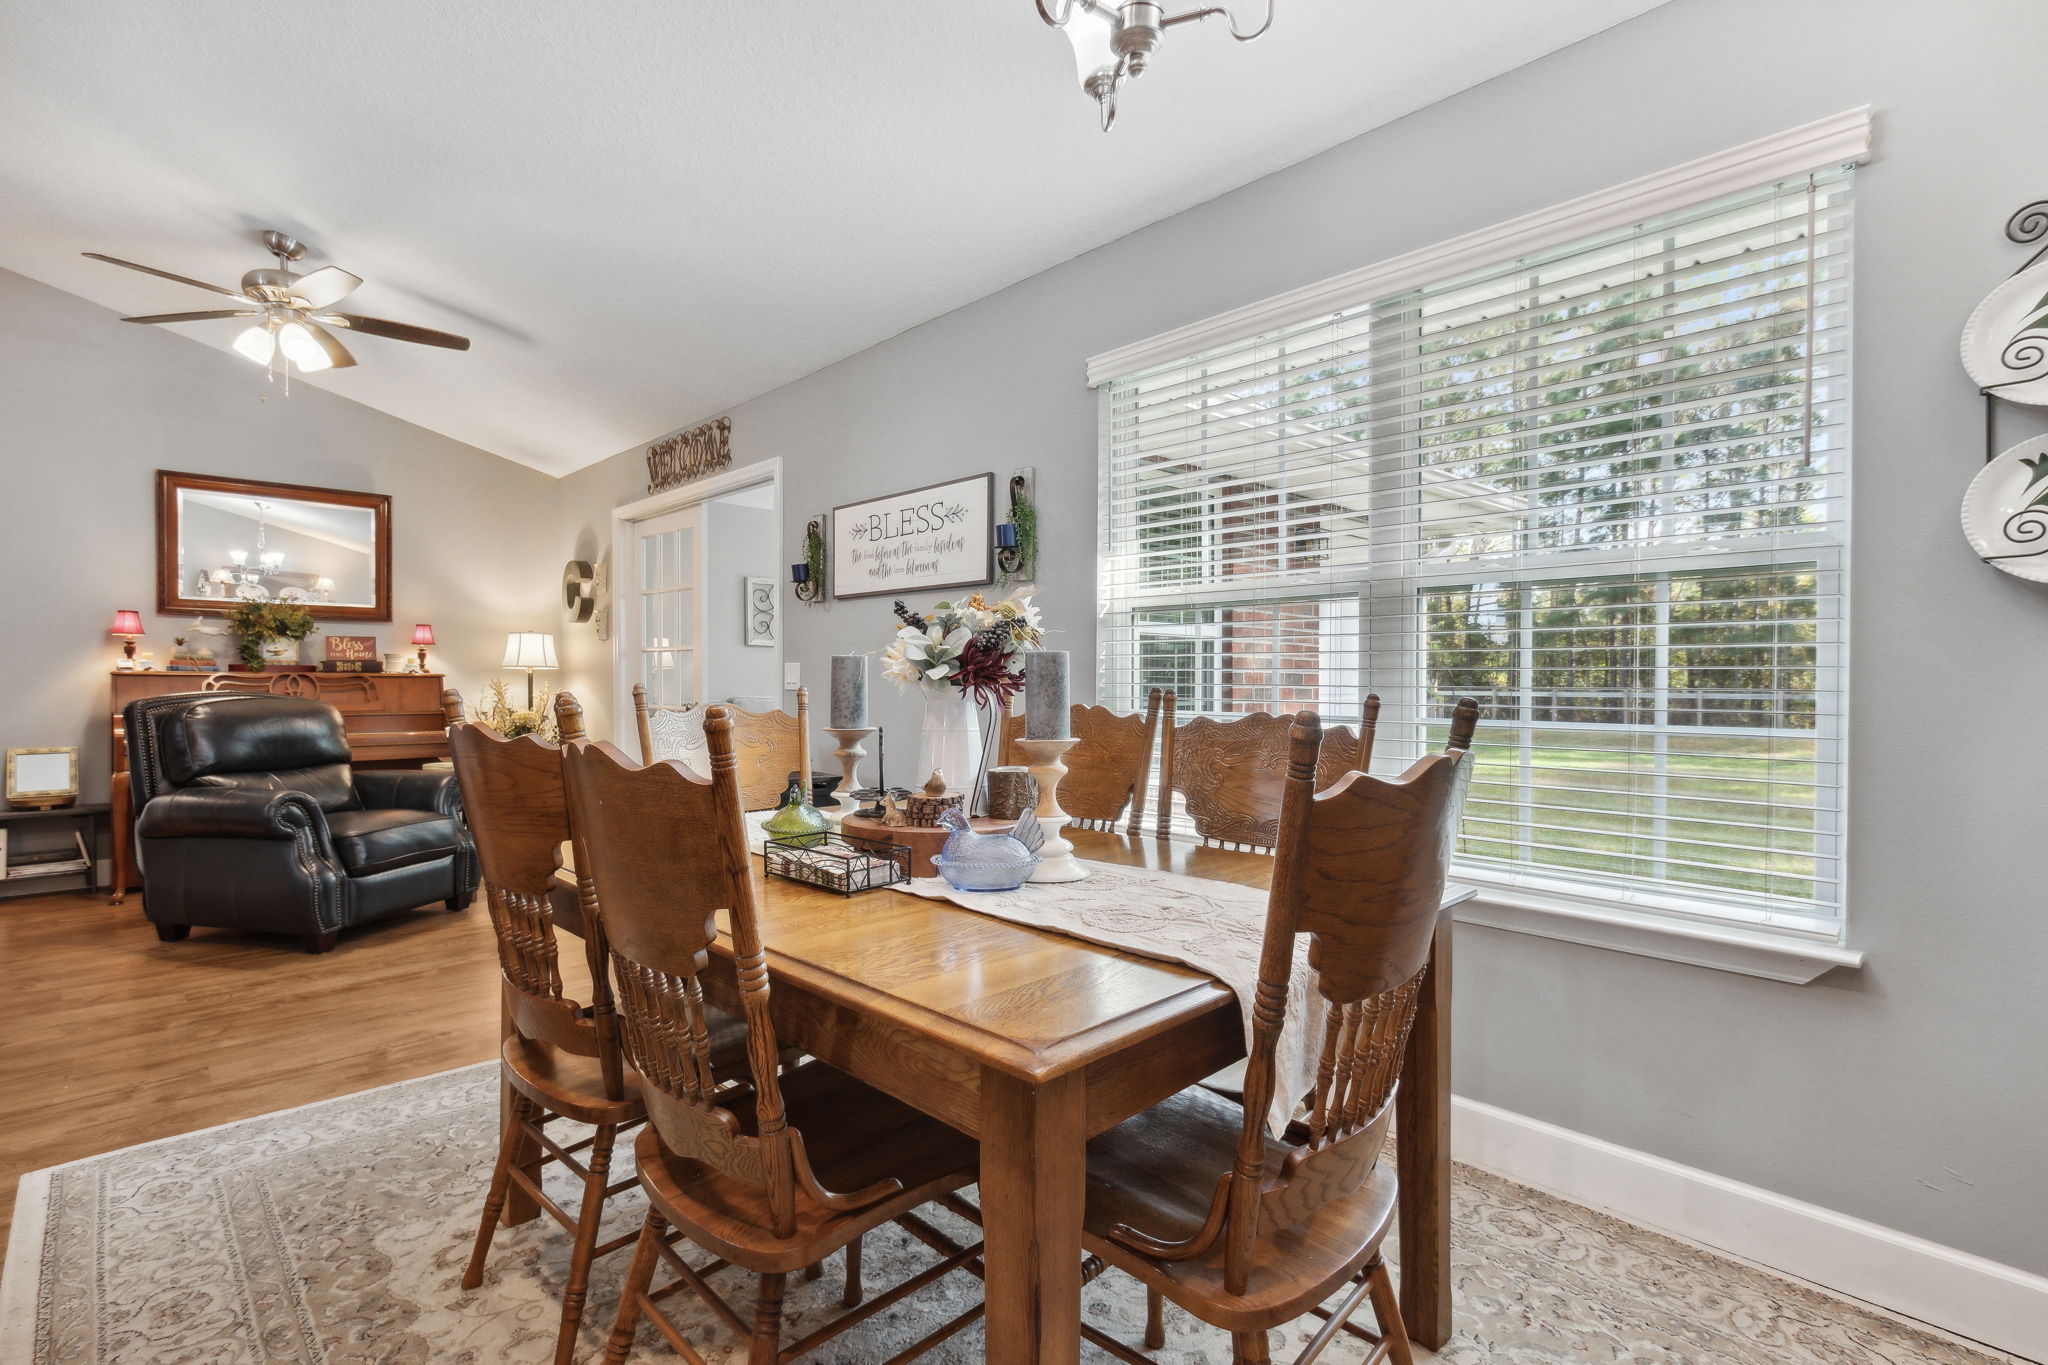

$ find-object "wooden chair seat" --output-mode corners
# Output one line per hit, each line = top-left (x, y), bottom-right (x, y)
(635, 1059), (979, 1274)
(504, 1036), (647, 1127)
(1083, 1086), (1397, 1331)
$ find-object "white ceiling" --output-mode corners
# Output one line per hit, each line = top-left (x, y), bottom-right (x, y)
(0, 1), (1666, 475)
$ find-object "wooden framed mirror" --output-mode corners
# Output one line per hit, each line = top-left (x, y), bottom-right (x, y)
(157, 470), (392, 621)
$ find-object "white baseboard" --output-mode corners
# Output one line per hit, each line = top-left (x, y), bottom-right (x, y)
(1451, 1097), (2047, 1362)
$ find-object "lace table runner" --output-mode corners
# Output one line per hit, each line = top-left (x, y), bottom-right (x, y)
(894, 859), (1323, 1137)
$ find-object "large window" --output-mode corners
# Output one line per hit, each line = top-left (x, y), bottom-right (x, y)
(1098, 170), (1850, 934)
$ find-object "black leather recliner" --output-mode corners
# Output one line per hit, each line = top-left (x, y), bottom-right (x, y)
(126, 692), (479, 953)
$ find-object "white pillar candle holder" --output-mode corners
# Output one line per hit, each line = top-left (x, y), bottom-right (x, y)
(825, 726), (877, 799)
(1017, 736), (1089, 883)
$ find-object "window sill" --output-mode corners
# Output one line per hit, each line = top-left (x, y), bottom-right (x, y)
(1453, 888), (1864, 984)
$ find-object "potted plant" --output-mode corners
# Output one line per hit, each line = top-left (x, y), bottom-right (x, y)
(473, 677), (560, 742)
(225, 601), (317, 670)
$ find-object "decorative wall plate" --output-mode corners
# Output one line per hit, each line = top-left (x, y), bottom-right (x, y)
(1962, 435), (2048, 581)
(1960, 261), (2048, 403)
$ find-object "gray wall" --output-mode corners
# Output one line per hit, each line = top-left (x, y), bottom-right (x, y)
(702, 492), (782, 704)
(556, 0), (2048, 1272)
(0, 267), (562, 802)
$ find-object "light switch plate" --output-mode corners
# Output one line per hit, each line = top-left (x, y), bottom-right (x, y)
(783, 661), (801, 691)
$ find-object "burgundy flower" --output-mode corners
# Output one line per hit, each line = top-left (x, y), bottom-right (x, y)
(950, 639), (1025, 711)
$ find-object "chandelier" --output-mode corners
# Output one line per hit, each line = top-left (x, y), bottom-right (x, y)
(1037, 0), (1275, 130)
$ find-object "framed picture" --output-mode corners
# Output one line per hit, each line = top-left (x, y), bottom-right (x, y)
(830, 473), (995, 600)
(5, 747), (79, 810)
(744, 576), (778, 647)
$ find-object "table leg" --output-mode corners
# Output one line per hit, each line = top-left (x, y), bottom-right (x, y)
(499, 985), (542, 1226)
(979, 1068), (1085, 1365)
(1395, 914), (1453, 1349)
(110, 773), (132, 906)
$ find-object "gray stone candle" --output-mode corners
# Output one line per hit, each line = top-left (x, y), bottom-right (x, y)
(829, 654), (868, 727)
(1024, 650), (1071, 739)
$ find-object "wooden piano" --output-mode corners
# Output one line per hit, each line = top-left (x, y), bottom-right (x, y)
(108, 670), (453, 904)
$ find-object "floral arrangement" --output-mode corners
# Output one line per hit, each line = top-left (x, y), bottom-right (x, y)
(473, 677), (560, 742)
(224, 601), (317, 670)
(882, 593), (1044, 710)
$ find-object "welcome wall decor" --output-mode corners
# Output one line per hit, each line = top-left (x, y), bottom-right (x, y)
(645, 416), (732, 495)
(831, 473), (995, 600)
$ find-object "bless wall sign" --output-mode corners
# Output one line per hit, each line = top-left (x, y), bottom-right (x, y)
(831, 473), (994, 600)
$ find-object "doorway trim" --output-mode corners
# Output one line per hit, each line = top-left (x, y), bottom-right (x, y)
(610, 456), (784, 742)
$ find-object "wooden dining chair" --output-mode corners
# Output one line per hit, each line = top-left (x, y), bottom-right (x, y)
(631, 683), (811, 811)
(562, 710), (984, 1365)
(1084, 700), (1480, 1365)
(451, 691), (750, 1365)
(996, 687), (1166, 833)
(1160, 697), (1390, 852)
(1155, 703), (1295, 851)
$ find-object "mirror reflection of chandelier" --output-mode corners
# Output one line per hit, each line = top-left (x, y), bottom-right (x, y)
(192, 502), (331, 604)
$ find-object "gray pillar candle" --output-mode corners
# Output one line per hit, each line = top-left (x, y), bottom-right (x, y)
(1024, 650), (1071, 739)
(829, 654), (868, 727)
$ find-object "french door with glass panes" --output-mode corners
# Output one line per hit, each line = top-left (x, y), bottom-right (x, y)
(625, 504), (704, 717)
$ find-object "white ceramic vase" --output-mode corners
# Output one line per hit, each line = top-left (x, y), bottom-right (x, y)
(916, 687), (988, 802)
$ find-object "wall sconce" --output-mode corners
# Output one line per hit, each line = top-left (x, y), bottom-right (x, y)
(995, 472), (1036, 584)
(792, 516), (827, 604)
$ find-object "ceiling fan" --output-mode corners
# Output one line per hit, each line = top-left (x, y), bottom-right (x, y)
(83, 229), (470, 373)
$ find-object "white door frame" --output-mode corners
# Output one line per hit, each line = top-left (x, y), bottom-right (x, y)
(611, 457), (784, 741)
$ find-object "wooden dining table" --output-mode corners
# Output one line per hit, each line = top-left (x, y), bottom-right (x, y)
(515, 827), (1463, 1362)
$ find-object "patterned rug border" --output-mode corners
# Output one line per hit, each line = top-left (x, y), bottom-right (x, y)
(0, 1062), (495, 1362)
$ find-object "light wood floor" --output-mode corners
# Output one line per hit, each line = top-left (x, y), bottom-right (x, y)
(0, 887), (504, 1247)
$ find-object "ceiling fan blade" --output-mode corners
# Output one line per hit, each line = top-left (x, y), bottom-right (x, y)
(291, 266), (363, 310)
(301, 320), (357, 369)
(121, 309), (260, 324)
(322, 313), (470, 351)
(83, 252), (250, 302)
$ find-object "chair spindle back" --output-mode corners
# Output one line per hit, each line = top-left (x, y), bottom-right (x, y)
(1172, 702), (1478, 1298)
(562, 708), (828, 1238)
(448, 690), (624, 1100)
(632, 683), (811, 811)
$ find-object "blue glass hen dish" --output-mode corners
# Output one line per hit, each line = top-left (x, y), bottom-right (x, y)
(931, 809), (1045, 892)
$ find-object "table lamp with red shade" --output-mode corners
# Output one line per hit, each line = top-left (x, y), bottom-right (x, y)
(411, 624), (435, 673)
(109, 610), (144, 670)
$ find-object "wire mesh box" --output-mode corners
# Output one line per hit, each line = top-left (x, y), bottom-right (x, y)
(764, 831), (912, 896)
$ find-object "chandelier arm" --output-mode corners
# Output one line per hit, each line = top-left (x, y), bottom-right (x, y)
(1161, 0), (1275, 39)
(1038, 0), (1113, 27)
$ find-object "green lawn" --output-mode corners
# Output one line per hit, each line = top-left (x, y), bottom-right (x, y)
(1428, 725), (1826, 904)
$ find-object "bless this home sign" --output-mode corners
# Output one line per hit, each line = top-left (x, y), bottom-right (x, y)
(831, 473), (995, 600)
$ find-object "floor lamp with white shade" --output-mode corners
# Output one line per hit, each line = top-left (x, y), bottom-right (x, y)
(502, 631), (558, 707)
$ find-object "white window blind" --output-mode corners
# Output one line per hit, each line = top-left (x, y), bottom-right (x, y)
(1098, 170), (1851, 933)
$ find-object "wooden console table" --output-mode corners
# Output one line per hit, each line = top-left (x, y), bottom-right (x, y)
(108, 671), (453, 904)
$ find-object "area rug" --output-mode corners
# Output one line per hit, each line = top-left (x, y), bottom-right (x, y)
(1, 1064), (2014, 1364)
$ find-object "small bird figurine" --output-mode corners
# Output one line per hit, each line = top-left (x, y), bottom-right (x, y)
(932, 808), (1045, 890)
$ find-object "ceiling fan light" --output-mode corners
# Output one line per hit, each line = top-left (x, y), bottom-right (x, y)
(277, 320), (331, 372)
(232, 323), (276, 365)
